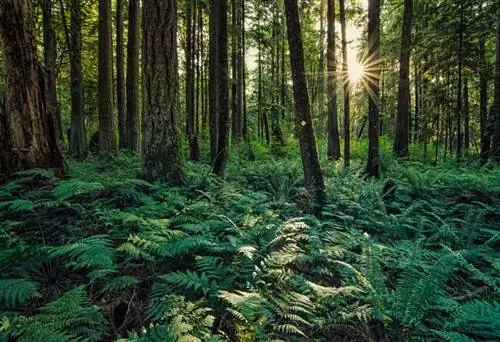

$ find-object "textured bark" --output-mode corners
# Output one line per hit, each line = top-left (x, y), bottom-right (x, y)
(0, 0), (64, 179)
(479, 38), (490, 162)
(394, 0), (412, 158)
(366, 0), (381, 177)
(463, 77), (469, 151)
(126, 0), (140, 151)
(317, 0), (326, 138)
(340, 0), (350, 167)
(284, 0), (325, 205)
(493, 5), (500, 160)
(213, 0), (230, 174)
(327, 0), (340, 160)
(98, 0), (116, 153)
(141, 0), (184, 184)
(116, 0), (126, 149)
(209, 0), (220, 162)
(42, 0), (61, 142)
(456, 0), (464, 161)
(68, 0), (87, 157)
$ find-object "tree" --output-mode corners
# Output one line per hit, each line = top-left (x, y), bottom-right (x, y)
(327, 0), (340, 160)
(42, 0), (61, 142)
(141, 0), (184, 184)
(126, 0), (140, 151)
(209, 0), (220, 162)
(116, 0), (126, 149)
(479, 37), (490, 162)
(394, 0), (412, 158)
(339, 0), (350, 168)
(366, 0), (381, 177)
(212, 0), (230, 175)
(98, 0), (116, 153)
(67, 0), (87, 157)
(493, 4), (500, 160)
(284, 0), (325, 205)
(0, 0), (64, 179)
(186, 0), (199, 160)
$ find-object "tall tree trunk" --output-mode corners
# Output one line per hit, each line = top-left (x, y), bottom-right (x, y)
(213, 0), (230, 174)
(327, 0), (340, 160)
(141, 0), (183, 184)
(236, 0), (244, 140)
(479, 37), (490, 162)
(414, 62), (420, 142)
(65, 0), (87, 157)
(340, 0), (350, 167)
(126, 0), (140, 151)
(116, 0), (126, 149)
(493, 5), (500, 159)
(394, 0), (412, 158)
(284, 0), (325, 205)
(209, 0), (220, 162)
(0, 0), (64, 180)
(231, 0), (239, 140)
(98, 0), (116, 153)
(456, 0), (464, 161)
(366, 0), (381, 177)
(42, 0), (61, 142)
(317, 0), (326, 138)
(186, 0), (199, 160)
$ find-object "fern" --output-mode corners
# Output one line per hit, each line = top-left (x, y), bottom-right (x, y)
(0, 279), (39, 308)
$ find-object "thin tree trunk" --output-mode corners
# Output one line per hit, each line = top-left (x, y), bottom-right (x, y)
(456, 0), (464, 161)
(98, 0), (116, 153)
(327, 0), (340, 160)
(394, 0), (412, 158)
(141, 0), (183, 184)
(0, 0), (64, 179)
(116, 0), (126, 149)
(284, 0), (325, 205)
(126, 0), (140, 151)
(317, 0), (326, 138)
(366, 0), (381, 177)
(479, 37), (490, 162)
(209, 0), (220, 162)
(463, 77), (469, 152)
(340, 0), (350, 167)
(186, 0), (199, 160)
(493, 5), (500, 159)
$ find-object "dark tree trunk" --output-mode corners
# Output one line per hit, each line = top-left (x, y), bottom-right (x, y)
(141, 0), (184, 184)
(493, 5), (500, 160)
(340, 0), (350, 167)
(284, 0), (325, 205)
(65, 0), (87, 157)
(479, 37), (490, 162)
(213, 0), (230, 174)
(317, 0), (326, 138)
(186, 0), (199, 161)
(126, 0), (140, 151)
(394, 0), (412, 158)
(209, 0), (220, 162)
(366, 0), (381, 177)
(42, 0), (61, 142)
(327, 0), (340, 160)
(116, 0), (126, 149)
(414, 63), (420, 142)
(0, 0), (64, 180)
(456, 0), (464, 161)
(98, 0), (116, 153)
(236, 0), (244, 140)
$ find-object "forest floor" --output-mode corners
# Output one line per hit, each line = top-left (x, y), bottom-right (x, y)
(0, 142), (499, 341)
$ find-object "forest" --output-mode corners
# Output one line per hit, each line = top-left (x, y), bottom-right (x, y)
(0, 0), (499, 341)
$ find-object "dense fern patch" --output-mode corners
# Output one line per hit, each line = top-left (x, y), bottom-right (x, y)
(0, 153), (499, 341)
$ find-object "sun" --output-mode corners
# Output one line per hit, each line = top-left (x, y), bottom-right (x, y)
(348, 58), (365, 84)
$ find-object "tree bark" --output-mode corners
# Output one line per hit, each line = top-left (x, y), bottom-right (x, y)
(141, 0), (184, 184)
(284, 0), (325, 205)
(42, 0), (62, 142)
(327, 0), (340, 160)
(456, 0), (464, 161)
(463, 77), (469, 152)
(479, 37), (490, 162)
(98, 0), (116, 153)
(394, 0), (412, 158)
(366, 0), (381, 177)
(493, 5), (500, 160)
(0, 0), (64, 180)
(126, 0), (140, 151)
(340, 0), (350, 168)
(209, 0), (220, 162)
(213, 0), (230, 174)
(116, 0), (126, 149)
(186, 0), (199, 160)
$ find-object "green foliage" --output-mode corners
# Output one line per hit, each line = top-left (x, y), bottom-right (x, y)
(0, 156), (498, 341)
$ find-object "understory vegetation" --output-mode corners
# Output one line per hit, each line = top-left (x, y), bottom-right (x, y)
(0, 143), (499, 342)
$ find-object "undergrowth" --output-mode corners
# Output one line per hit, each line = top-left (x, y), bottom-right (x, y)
(0, 152), (499, 341)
